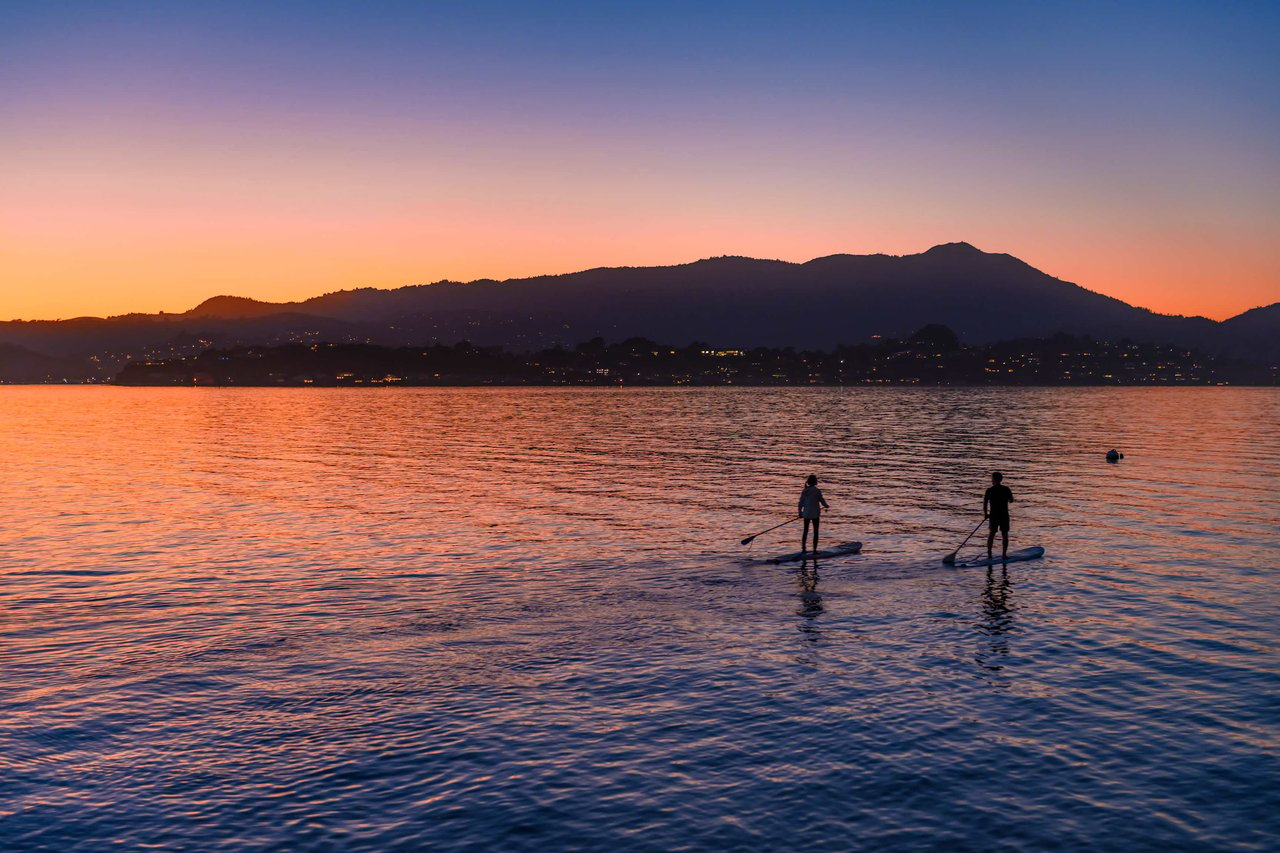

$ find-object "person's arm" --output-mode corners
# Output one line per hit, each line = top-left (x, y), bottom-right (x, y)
(820, 489), (829, 510)
(798, 492), (805, 517)
(983, 489), (991, 518)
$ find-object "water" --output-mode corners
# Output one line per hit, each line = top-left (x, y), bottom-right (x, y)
(2, 387), (1278, 851)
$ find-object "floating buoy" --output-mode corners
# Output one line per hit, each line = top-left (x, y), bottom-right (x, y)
(1106, 449), (1123, 463)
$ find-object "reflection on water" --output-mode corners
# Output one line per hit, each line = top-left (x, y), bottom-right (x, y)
(795, 560), (824, 653)
(1, 387), (1278, 851)
(796, 561), (824, 618)
(977, 565), (1014, 674)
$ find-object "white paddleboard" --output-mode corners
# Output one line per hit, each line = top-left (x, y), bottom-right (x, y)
(768, 541), (863, 564)
(949, 546), (1044, 568)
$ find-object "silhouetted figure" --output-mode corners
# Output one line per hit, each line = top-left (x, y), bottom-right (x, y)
(798, 474), (829, 553)
(1106, 449), (1124, 463)
(984, 471), (1015, 559)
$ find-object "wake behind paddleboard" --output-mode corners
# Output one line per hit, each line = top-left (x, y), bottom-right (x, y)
(767, 541), (863, 564)
(949, 546), (1044, 568)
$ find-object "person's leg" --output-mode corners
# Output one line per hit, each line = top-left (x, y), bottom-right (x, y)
(813, 518), (821, 553)
(986, 523), (996, 557)
(802, 518), (812, 551)
(1001, 521), (1009, 558)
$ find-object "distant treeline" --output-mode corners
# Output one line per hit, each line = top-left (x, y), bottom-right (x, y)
(113, 325), (1277, 387)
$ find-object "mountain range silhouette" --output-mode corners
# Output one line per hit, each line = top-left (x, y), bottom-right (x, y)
(1, 243), (1275, 380)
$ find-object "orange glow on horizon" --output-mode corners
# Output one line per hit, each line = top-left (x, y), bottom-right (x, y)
(2, 226), (1274, 323)
(2, 120), (1276, 323)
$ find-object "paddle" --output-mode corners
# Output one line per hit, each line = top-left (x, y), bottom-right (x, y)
(740, 516), (799, 546)
(942, 518), (986, 565)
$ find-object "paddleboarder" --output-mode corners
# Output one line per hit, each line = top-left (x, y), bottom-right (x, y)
(798, 474), (829, 553)
(984, 471), (1015, 559)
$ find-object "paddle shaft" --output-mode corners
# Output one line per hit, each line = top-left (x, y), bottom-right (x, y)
(741, 516), (800, 546)
(945, 518), (986, 562)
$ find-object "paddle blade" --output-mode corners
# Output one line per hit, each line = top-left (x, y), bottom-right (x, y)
(740, 535), (755, 546)
(942, 553), (956, 565)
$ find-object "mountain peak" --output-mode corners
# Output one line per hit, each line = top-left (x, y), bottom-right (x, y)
(921, 241), (984, 256)
(186, 295), (282, 318)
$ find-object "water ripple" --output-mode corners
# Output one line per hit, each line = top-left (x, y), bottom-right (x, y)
(1, 387), (1278, 850)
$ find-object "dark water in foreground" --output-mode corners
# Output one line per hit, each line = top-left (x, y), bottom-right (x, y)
(2, 387), (1278, 851)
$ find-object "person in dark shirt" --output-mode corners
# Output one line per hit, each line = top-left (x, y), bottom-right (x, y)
(984, 471), (1015, 559)
(798, 474), (830, 553)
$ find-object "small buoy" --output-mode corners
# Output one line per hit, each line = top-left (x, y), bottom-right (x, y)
(1106, 449), (1123, 463)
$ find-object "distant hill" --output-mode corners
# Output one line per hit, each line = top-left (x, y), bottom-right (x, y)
(186, 295), (287, 319)
(0, 343), (83, 383)
(1, 243), (1275, 381)
(1216, 302), (1280, 362)
(179, 242), (1257, 353)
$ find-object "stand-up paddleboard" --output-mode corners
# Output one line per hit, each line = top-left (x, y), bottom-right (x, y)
(949, 546), (1044, 568)
(768, 541), (862, 564)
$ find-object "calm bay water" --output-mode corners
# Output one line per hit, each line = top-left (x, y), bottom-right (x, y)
(2, 387), (1278, 851)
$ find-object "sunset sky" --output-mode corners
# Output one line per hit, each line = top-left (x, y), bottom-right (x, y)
(2, 1), (1277, 321)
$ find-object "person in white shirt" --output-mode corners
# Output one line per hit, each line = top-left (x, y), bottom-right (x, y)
(798, 474), (830, 553)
